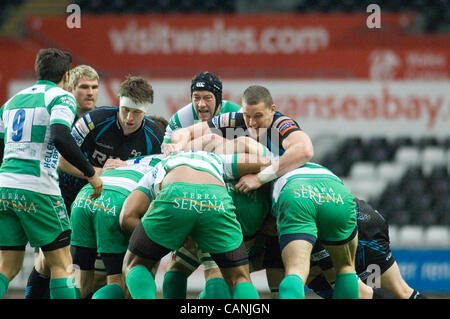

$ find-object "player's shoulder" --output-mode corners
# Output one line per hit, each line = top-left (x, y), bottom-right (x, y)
(86, 106), (118, 120)
(220, 100), (242, 113)
(171, 102), (196, 120)
(77, 106), (118, 132)
(143, 116), (165, 137)
(272, 111), (301, 132)
(45, 86), (76, 103)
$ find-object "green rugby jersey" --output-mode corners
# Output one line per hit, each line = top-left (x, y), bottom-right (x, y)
(0, 80), (77, 195)
(93, 154), (163, 196)
(136, 150), (239, 200)
(164, 100), (242, 143)
(272, 162), (343, 204)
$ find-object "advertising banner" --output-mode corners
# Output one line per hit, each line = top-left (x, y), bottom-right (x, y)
(393, 249), (450, 293)
(8, 79), (449, 139)
(24, 14), (450, 79)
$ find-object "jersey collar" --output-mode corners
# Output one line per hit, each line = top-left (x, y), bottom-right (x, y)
(35, 80), (58, 86)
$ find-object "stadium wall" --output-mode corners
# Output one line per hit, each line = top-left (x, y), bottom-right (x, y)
(1, 12), (449, 296)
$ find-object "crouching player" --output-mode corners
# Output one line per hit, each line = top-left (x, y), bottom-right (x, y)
(272, 162), (360, 299)
(70, 154), (163, 298)
(122, 150), (266, 299)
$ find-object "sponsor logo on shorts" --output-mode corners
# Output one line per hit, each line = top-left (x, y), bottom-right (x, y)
(172, 192), (226, 213)
(291, 185), (344, 205)
(0, 192), (37, 214)
(74, 195), (118, 216)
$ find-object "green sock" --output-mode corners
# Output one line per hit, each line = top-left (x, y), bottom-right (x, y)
(92, 283), (125, 299)
(126, 265), (156, 299)
(162, 270), (187, 299)
(49, 278), (77, 299)
(232, 282), (259, 299)
(0, 272), (9, 298)
(333, 273), (360, 299)
(198, 289), (206, 299)
(279, 274), (305, 299)
(203, 278), (231, 299)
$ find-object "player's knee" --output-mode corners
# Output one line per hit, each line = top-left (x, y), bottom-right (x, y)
(0, 259), (22, 281)
(210, 242), (249, 269)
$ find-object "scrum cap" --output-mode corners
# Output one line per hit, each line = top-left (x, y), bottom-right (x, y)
(190, 72), (222, 113)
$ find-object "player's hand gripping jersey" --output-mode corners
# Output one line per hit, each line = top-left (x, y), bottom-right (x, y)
(207, 111), (302, 158)
(137, 150), (239, 199)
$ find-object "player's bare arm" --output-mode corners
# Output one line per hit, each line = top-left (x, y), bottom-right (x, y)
(119, 189), (151, 236)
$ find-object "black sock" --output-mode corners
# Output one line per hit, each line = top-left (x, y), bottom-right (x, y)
(409, 289), (427, 299)
(372, 288), (396, 299)
(25, 267), (50, 299)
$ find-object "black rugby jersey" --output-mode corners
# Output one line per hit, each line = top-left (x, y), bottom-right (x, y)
(207, 111), (302, 157)
(59, 106), (164, 211)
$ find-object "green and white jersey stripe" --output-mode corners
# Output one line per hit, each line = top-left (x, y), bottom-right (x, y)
(272, 162), (343, 203)
(164, 100), (242, 143)
(137, 150), (238, 200)
(0, 80), (77, 195)
(97, 154), (163, 196)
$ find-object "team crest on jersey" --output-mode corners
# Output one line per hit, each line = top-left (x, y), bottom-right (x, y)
(278, 119), (298, 136)
(85, 114), (95, 130)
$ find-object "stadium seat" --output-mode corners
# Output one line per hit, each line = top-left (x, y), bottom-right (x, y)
(343, 178), (386, 202)
(400, 176), (427, 198)
(377, 162), (407, 184)
(422, 146), (447, 174)
(429, 178), (450, 197)
(349, 162), (377, 180)
(435, 198), (450, 226)
(424, 226), (450, 248)
(364, 136), (395, 162)
(391, 136), (413, 149)
(397, 225), (425, 247)
(387, 209), (412, 227)
(417, 136), (439, 149)
(408, 193), (433, 212)
(412, 209), (439, 226)
(428, 165), (449, 180)
(395, 146), (421, 167)
(311, 134), (341, 163)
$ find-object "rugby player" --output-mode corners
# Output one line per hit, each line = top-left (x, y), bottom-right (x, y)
(0, 48), (102, 299)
